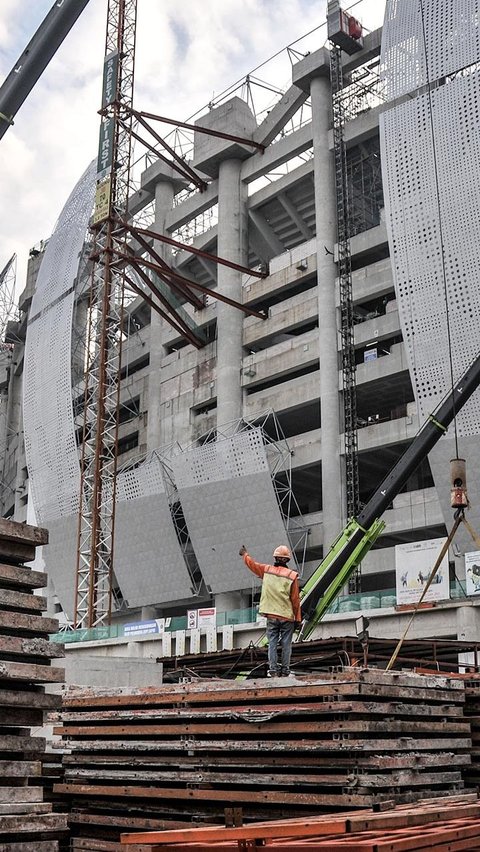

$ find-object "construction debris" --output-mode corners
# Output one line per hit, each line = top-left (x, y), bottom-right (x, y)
(51, 668), (471, 849)
(159, 635), (480, 680)
(0, 518), (68, 850)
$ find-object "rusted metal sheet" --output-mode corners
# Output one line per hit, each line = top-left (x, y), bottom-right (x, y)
(63, 670), (465, 708)
(55, 735), (472, 754)
(51, 698), (464, 723)
(55, 670), (472, 845)
(54, 718), (470, 738)
(120, 796), (480, 846)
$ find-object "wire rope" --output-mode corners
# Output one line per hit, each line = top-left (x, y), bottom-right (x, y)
(418, 0), (460, 458)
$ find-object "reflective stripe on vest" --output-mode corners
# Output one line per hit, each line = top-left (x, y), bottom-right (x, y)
(259, 564), (297, 620)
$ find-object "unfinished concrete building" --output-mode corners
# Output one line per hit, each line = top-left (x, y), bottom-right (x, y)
(3, 2), (480, 651)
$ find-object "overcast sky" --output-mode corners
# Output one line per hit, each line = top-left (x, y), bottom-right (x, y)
(0, 0), (387, 296)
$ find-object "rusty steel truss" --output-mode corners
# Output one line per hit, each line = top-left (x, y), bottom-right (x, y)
(74, 0), (266, 627)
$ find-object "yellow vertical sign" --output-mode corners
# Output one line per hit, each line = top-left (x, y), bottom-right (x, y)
(93, 176), (111, 225)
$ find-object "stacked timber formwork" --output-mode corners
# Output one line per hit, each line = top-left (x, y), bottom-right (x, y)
(0, 518), (68, 850)
(51, 669), (471, 850)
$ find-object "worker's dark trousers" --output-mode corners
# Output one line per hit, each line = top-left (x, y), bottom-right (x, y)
(266, 618), (295, 674)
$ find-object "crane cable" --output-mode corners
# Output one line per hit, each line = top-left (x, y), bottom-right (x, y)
(418, 0), (460, 458)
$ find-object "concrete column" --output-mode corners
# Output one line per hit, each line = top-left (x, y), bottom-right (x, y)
(310, 75), (344, 551)
(216, 158), (248, 430)
(147, 179), (175, 451)
(456, 602), (480, 641)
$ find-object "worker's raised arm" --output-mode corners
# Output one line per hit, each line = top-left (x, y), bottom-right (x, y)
(239, 546), (267, 579)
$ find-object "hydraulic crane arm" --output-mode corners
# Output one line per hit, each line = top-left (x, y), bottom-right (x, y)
(298, 350), (480, 641)
(0, 0), (91, 140)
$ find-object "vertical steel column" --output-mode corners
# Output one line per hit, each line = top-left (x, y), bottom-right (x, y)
(74, 0), (137, 628)
(330, 45), (360, 591)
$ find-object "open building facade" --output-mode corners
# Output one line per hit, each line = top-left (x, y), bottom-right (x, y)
(1, 5), (479, 645)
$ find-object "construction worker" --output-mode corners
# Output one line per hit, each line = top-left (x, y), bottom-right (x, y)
(239, 544), (301, 677)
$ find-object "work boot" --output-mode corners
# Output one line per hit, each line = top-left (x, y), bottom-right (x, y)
(267, 670), (279, 678)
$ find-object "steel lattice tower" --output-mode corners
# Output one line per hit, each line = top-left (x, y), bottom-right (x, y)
(330, 45), (361, 591)
(74, 0), (137, 627)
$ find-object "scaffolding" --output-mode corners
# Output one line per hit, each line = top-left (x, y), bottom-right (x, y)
(330, 45), (361, 546)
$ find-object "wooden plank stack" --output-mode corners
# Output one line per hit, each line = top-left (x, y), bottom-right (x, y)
(0, 518), (68, 850)
(51, 668), (471, 850)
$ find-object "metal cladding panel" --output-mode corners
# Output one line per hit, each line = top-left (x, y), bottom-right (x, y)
(380, 0), (480, 546)
(23, 160), (96, 524)
(380, 2), (480, 436)
(172, 431), (291, 594)
(381, 0), (480, 100)
(42, 514), (78, 621)
(113, 457), (193, 607)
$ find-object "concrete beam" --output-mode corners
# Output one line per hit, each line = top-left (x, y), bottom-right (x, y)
(164, 181), (219, 234)
(248, 209), (285, 258)
(353, 310), (401, 348)
(248, 159), (314, 210)
(277, 191), (313, 241)
(242, 122), (313, 185)
(241, 329), (318, 389)
(174, 225), (218, 270)
(253, 84), (309, 147)
(244, 287), (317, 347)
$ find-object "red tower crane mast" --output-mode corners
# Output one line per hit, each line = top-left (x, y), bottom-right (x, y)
(74, 0), (136, 627)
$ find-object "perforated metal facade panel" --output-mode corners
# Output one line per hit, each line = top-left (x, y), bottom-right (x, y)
(44, 514), (79, 621)
(23, 161), (96, 524)
(381, 0), (480, 100)
(380, 0), (480, 435)
(172, 430), (291, 594)
(22, 163), (96, 617)
(114, 456), (194, 607)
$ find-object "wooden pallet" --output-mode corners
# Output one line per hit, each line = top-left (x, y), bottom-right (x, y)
(0, 519), (68, 850)
(52, 669), (471, 845)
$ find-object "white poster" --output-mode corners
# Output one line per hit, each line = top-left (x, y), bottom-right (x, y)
(187, 608), (217, 629)
(198, 607), (216, 629)
(465, 551), (480, 596)
(395, 538), (450, 605)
